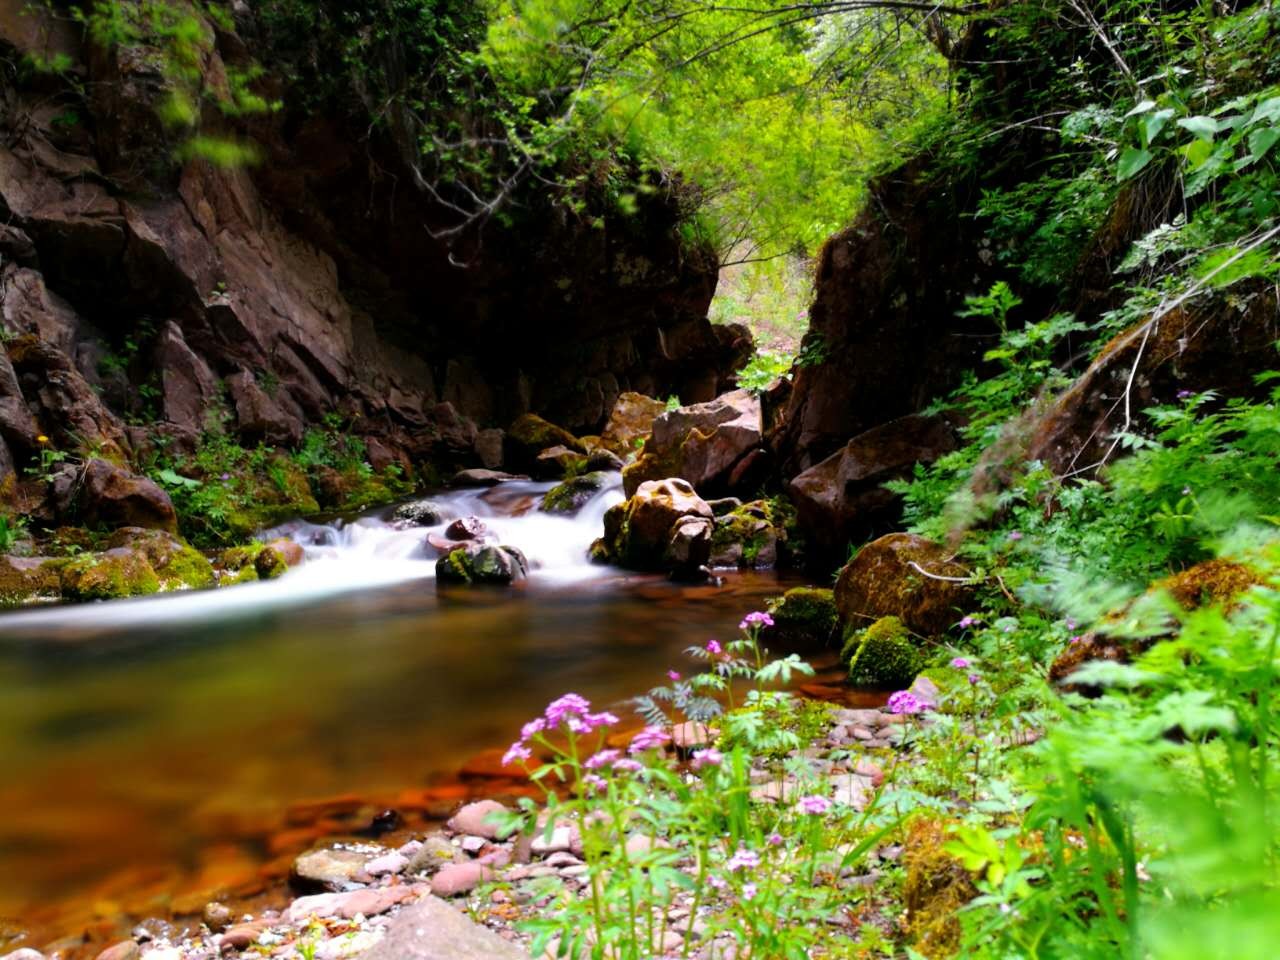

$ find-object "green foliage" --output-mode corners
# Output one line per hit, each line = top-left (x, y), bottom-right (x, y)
(736, 348), (794, 393)
(0, 514), (29, 553)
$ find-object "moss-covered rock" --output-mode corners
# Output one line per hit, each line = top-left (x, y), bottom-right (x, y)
(217, 538), (303, 583)
(0, 555), (63, 607)
(393, 498), (449, 527)
(708, 500), (777, 569)
(436, 542), (529, 585)
(505, 414), (586, 470)
(902, 817), (976, 957)
(590, 478), (713, 573)
(835, 533), (972, 637)
(540, 471), (612, 514)
(533, 445), (589, 480)
(60, 548), (162, 601)
(763, 587), (839, 649)
(843, 615), (923, 688)
(106, 527), (215, 591)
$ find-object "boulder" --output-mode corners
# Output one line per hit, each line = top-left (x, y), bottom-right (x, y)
(763, 587), (839, 650)
(600, 391), (668, 454)
(352, 895), (530, 960)
(254, 538), (304, 579)
(450, 469), (530, 487)
(226, 370), (305, 447)
(66, 459), (178, 533)
(841, 615), (923, 688)
(505, 414), (585, 470)
(59, 547), (161, 601)
(445, 517), (488, 541)
(834, 533), (972, 637)
(0, 555), (62, 606)
(106, 527), (215, 590)
(708, 500), (779, 569)
(436, 542), (528, 585)
(590, 478), (714, 571)
(664, 515), (713, 576)
(532, 444), (587, 480)
(474, 428), (505, 470)
(788, 414), (958, 564)
(540, 471), (612, 514)
(622, 389), (763, 497)
(155, 322), (218, 435)
(585, 447), (625, 472)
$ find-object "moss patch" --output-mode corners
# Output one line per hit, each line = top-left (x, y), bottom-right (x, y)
(902, 817), (977, 957)
(541, 471), (611, 513)
(60, 549), (162, 601)
(0, 556), (63, 607)
(843, 615), (923, 688)
(765, 586), (838, 649)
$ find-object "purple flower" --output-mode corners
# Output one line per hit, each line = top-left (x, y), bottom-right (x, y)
(667, 670), (681, 682)
(584, 711), (619, 731)
(502, 742), (532, 766)
(220, 473), (231, 481)
(706, 640), (723, 656)
(707, 875), (727, 891)
(1008, 530), (1024, 542)
(691, 747), (723, 769)
(520, 717), (547, 741)
(741, 882), (758, 900)
(544, 693), (592, 727)
(796, 795), (832, 815)
(726, 848), (760, 872)
(1065, 617), (1077, 630)
(950, 657), (971, 669)
(958, 615), (979, 629)
(1070, 635), (1082, 645)
(1177, 389), (1194, 399)
(887, 691), (928, 715)
(584, 749), (620, 770)
(739, 611), (774, 630)
(766, 832), (784, 847)
(968, 673), (980, 686)
(612, 758), (644, 773)
(581, 773), (607, 793)
(629, 726), (671, 754)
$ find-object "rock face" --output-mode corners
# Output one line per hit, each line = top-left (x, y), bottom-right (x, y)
(0, 3), (742, 518)
(623, 389), (764, 497)
(834, 533), (973, 637)
(600, 391), (668, 454)
(354, 895), (531, 960)
(788, 414), (959, 565)
(1026, 285), (1279, 477)
(591, 478), (714, 574)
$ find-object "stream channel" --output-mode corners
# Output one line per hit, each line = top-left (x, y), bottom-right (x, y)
(0, 474), (814, 943)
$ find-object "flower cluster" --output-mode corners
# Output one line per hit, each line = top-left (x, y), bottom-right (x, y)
(887, 690), (929, 715)
(739, 611), (774, 630)
(726, 847), (760, 871)
(628, 726), (671, 754)
(691, 747), (723, 769)
(950, 656), (971, 669)
(504, 692), (620, 766)
(796, 795), (832, 815)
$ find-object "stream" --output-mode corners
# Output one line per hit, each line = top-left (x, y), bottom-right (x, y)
(0, 476), (813, 944)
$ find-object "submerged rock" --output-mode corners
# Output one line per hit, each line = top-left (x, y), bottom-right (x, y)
(393, 498), (448, 527)
(834, 533), (972, 637)
(540, 471), (611, 514)
(445, 517), (488, 541)
(436, 542), (528, 585)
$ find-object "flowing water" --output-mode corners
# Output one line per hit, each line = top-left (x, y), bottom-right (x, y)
(0, 476), (821, 948)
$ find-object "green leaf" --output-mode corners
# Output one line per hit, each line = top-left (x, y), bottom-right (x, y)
(156, 468), (202, 489)
(1183, 138), (1213, 168)
(1176, 115), (1219, 141)
(1117, 147), (1153, 181)
(1194, 247), (1277, 289)
(1141, 108), (1175, 146)
(1124, 99), (1157, 118)
(1247, 126), (1280, 163)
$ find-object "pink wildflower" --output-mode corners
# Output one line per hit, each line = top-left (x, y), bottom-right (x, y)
(584, 749), (621, 770)
(887, 690), (928, 715)
(520, 717), (547, 741)
(629, 726), (671, 754)
(767, 832), (784, 846)
(544, 693), (591, 727)
(502, 742), (532, 766)
(739, 611), (774, 630)
(613, 758), (644, 773)
(726, 848), (760, 872)
(691, 747), (723, 769)
(667, 670), (681, 682)
(581, 773), (607, 793)
(706, 639), (723, 656)
(741, 882), (758, 900)
(950, 657), (971, 669)
(796, 795), (831, 815)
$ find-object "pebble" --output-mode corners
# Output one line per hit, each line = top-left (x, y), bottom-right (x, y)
(530, 825), (574, 855)
(286, 885), (421, 923)
(202, 902), (233, 934)
(446, 800), (509, 839)
(1, 951), (45, 960)
(459, 835), (487, 854)
(405, 834), (462, 875)
(219, 921), (270, 952)
(364, 851), (408, 876)
(430, 860), (493, 897)
(94, 942), (140, 960)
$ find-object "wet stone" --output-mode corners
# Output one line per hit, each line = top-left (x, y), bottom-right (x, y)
(446, 800), (509, 839)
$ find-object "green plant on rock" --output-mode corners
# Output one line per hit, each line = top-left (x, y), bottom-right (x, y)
(843, 616), (924, 689)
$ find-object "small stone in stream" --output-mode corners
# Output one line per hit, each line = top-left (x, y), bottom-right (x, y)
(1, 950), (45, 960)
(446, 799), (509, 839)
(364, 851), (408, 876)
(397, 839), (424, 858)
(393, 499), (448, 527)
(352, 895), (530, 960)
(851, 726), (874, 740)
(542, 851), (582, 868)
(530, 825), (574, 855)
(202, 901), (234, 933)
(292, 847), (374, 890)
(219, 921), (270, 951)
(459, 835), (487, 854)
(429, 861), (493, 897)
(406, 835), (463, 875)
(445, 517), (487, 541)
(854, 759), (885, 787)
(94, 943), (139, 960)
(450, 469), (530, 487)
(364, 808), (403, 835)
(286, 885), (422, 923)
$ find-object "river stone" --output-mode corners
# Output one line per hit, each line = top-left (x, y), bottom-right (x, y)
(834, 533), (973, 636)
(450, 469), (530, 487)
(352, 895), (530, 960)
(93, 942), (140, 960)
(601, 391), (667, 454)
(539, 470), (611, 514)
(1, 951), (46, 960)
(445, 517), (487, 541)
(364, 851), (408, 876)
(292, 847), (374, 890)
(428, 861), (493, 897)
(436, 543), (528, 585)
(584, 448), (625, 472)
(202, 901), (233, 933)
(405, 835), (464, 875)
(286, 885), (423, 923)
(219, 920), (271, 951)
(393, 498), (448, 526)
(446, 799), (509, 839)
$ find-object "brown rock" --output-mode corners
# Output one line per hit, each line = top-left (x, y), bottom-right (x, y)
(429, 861), (494, 898)
(505, 414), (585, 470)
(834, 533), (972, 636)
(156, 322), (219, 435)
(592, 478), (714, 571)
(227, 371), (303, 447)
(354, 895), (531, 960)
(72, 459), (178, 532)
(788, 414), (959, 564)
(450, 469), (530, 487)
(600, 392), (667, 454)
(622, 389), (762, 497)
(202, 901), (234, 933)
(93, 942), (138, 960)
(255, 538), (304, 578)
(286, 885), (422, 923)
(445, 517), (488, 541)
(219, 920), (270, 952)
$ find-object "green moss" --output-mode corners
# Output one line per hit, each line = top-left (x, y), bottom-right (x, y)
(0, 557), (63, 607)
(709, 501), (776, 569)
(508, 414), (585, 455)
(60, 550), (162, 601)
(844, 615), (923, 688)
(222, 565), (259, 586)
(766, 586), (838, 647)
(541, 471), (610, 513)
